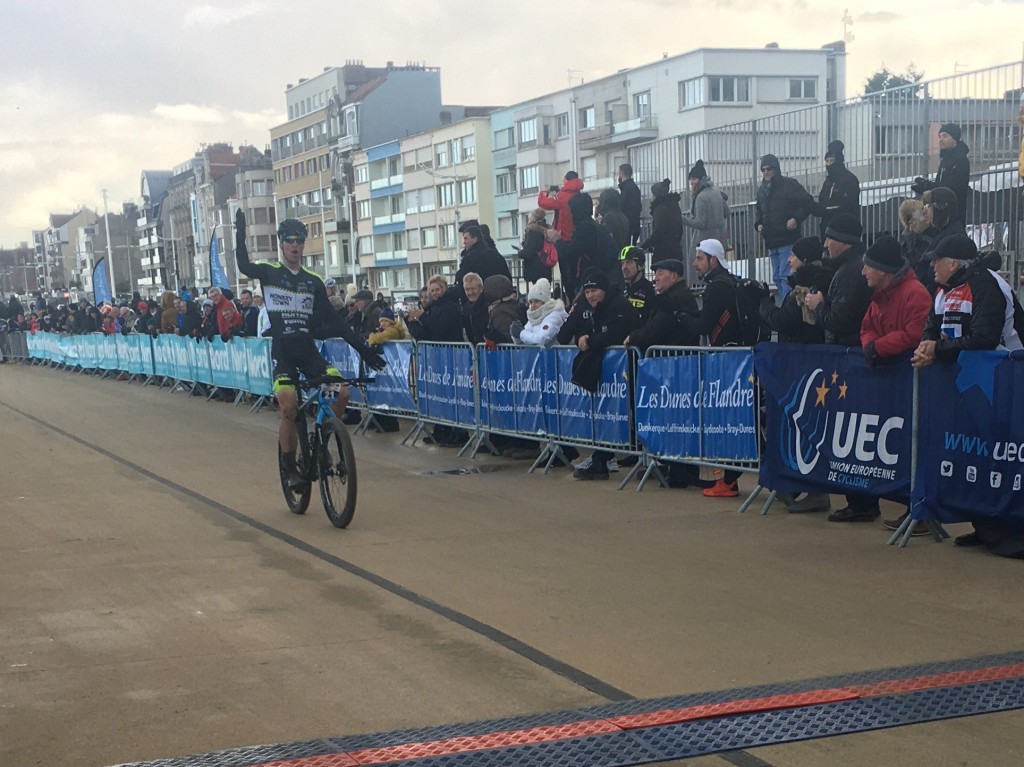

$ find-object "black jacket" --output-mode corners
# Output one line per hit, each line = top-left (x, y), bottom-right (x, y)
(557, 290), (639, 351)
(240, 305), (260, 337)
(759, 262), (832, 344)
(755, 174), (815, 249)
(683, 264), (741, 347)
(628, 280), (700, 351)
(816, 164), (860, 238)
(518, 225), (552, 285)
(462, 298), (488, 345)
(641, 193), (684, 261)
(623, 277), (657, 325)
(814, 242), (872, 347)
(408, 289), (463, 342)
(455, 240), (511, 286)
(937, 142), (971, 224)
(618, 177), (642, 243)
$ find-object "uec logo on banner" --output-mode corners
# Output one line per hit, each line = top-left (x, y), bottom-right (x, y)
(783, 367), (904, 476)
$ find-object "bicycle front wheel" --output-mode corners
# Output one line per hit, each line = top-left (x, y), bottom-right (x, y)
(319, 418), (358, 528)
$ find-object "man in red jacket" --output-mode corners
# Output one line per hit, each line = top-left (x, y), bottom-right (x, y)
(856, 235), (931, 529)
(537, 170), (584, 242)
(208, 286), (242, 341)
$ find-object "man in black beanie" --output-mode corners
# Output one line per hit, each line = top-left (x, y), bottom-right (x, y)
(816, 140), (860, 241)
(681, 159), (729, 256)
(911, 122), (970, 224)
(804, 213), (871, 348)
(755, 153), (815, 302)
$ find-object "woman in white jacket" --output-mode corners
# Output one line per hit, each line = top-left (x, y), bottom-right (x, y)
(514, 278), (567, 347)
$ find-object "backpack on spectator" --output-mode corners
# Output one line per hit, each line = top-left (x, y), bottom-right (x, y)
(539, 240), (559, 269)
(734, 278), (772, 346)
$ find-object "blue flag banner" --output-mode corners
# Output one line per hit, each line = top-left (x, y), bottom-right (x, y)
(755, 343), (913, 499)
(93, 257), (111, 305)
(210, 234), (229, 289)
(242, 337), (273, 396)
(914, 351), (1024, 523)
(479, 348), (517, 433)
(592, 347), (631, 446)
(551, 346), (592, 442)
(365, 342), (416, 412)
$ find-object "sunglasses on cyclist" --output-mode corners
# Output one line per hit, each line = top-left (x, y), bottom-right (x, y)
(281, 235), (306, 244)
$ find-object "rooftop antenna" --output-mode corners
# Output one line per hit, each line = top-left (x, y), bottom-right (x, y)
(842, 9), (855, 43)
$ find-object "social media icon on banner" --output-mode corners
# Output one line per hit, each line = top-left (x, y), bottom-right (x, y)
(940, 461), (954, 477)
(1015, 475), (1022, 492)
(991, 472), (1002, 489)
(966, 466), (977, 483)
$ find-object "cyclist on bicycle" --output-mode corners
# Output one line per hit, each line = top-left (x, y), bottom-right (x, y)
(235, 210), (385, 489)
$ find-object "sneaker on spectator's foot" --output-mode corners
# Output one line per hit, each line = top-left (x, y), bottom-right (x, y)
(828, 506), (880, 523)
(573, 456), (593, 471)
(703, 479), (739, 498)
(786, 493), (831, 513)
(605, 459), (619, 473)
(573, 462), (609, 481)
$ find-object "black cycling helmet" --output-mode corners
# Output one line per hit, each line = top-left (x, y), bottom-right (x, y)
(619, 245), (645, 266)
(277, 218), (308, 240)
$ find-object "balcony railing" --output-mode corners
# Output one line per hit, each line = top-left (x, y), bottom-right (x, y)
(370, 174), (403, 190)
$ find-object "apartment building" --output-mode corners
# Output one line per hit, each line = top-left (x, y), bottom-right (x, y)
(136, 170), (173, 294)
(351, 116), (493, 297)
(270, 62), (446, 284)
(489, 42), (846, 254)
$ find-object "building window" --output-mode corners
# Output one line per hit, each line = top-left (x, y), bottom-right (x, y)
(519, 165), (539, 192)
(708, 76), (750, 103)
(354, 164), (369, 184)
(357, 200), (371, 220)
(319, 154), (331, 171)
(252, 180), (267, 196)
(310, 221), (322, 238)
(392, 232), (405, 252)
(435, 142), (449, 168)
(579, 106), (595, 129)
(556, 113), (569, 138)
(403, 151), (417, 172)
(458, 178), (476, 205)
(461, 134), (475, 161)
(494, 127), (514, 150)
(439, 223), (457, 249)
(437, 182), (456, 208)
(789, 78), (817, 99)
(581, 156), (597, 180)
(421, 227), (436, 248)
(633, 91), (651, 119)
(517, 118), (537, 146)
(496, 169), (517, 196)
(252, 208), (269, 225)
(450, 137), (462, 164)
(387, 157), (400, 177)
(497, 215), (520, 240)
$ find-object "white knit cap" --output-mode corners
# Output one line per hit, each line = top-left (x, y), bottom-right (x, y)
(527, 278), (551, 303)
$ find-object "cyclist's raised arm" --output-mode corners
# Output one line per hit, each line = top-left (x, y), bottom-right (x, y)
(235, 209), (269, 281)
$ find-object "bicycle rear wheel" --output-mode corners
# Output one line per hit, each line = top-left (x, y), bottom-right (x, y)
(279, 415), (312, 515)
(319, 418), (357, 528)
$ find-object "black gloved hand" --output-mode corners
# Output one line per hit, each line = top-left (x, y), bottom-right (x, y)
(358, 344), (387, 371)
(910, 177), (931, 197)
(220, 332), (231, 343)
(509, 320), (524, 343)
(235, 209), (247, 251)
(863, 341), (877, 368)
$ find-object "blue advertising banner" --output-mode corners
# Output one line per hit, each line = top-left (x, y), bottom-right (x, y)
(321, 339), (365, 405)
(755, 343), (912, 499)
(153, 334), (177, 378)
(479, 348), (517, 433)
(592, 347), (631, 446)
(365, 342), (416, 412)
(914, 351), (1024, 523)
(635, 355), (697, 460)
(511, 346), (547, 436)
(170, 335), (197, 382)
(551, 346), (592, 442)
(452, 345), (476, 427)
(416, 343), (457, 424)
(97, 334), (119, 370)
(701, 350), (758, 461)
(242, 337), (273, 396)
(209, 338), (249, 390)
(190, 338), (214, 386)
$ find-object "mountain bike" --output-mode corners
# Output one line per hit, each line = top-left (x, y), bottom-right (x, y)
(278, 373), (374, 528)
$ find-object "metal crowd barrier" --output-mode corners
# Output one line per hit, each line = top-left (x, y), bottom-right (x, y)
(403, 341), (480, 454)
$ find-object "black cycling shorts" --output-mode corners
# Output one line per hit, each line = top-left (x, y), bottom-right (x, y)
(271, 337), (331, 394)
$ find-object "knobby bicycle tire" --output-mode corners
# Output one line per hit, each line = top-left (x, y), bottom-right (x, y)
(279, 414), (312, 515)
(319, 418), (358, 528)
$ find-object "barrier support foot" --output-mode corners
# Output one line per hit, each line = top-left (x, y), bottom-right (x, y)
(736, 485), (765, 514)
(634, 456), (669, 492)
(402, 420), (426, 446)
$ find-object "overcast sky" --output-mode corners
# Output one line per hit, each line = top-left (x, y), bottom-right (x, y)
(1, 0), (1022, 247)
